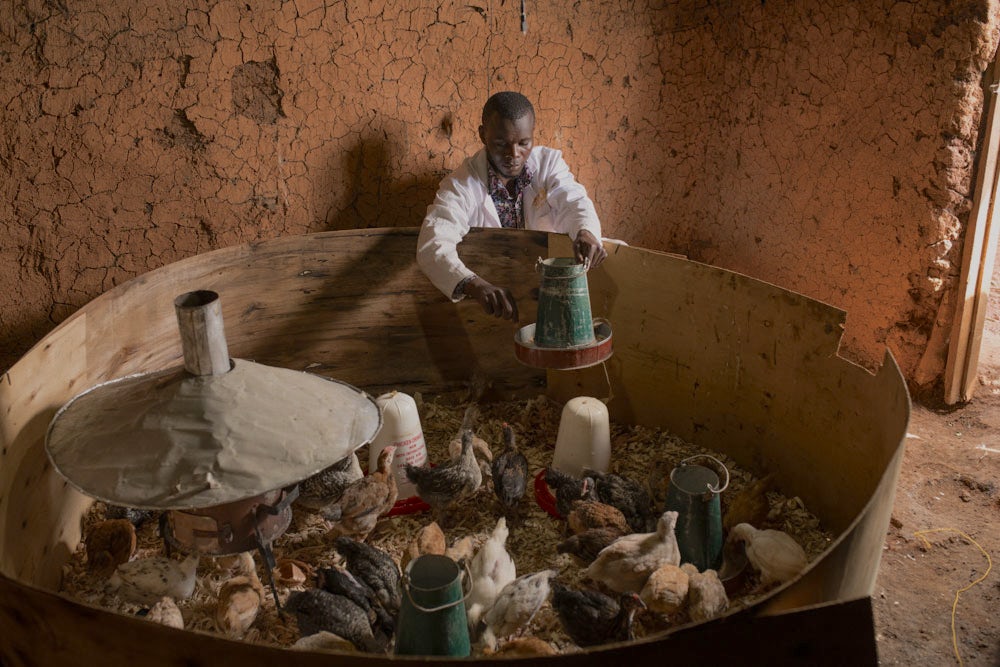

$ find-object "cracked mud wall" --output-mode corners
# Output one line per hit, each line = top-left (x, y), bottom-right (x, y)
(0, 1), (997, 396)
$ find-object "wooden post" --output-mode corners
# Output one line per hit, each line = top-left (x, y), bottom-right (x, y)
(173, 290), (231, 376)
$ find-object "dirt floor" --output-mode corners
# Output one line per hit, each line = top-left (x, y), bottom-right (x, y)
(873, 271), (1000, 666)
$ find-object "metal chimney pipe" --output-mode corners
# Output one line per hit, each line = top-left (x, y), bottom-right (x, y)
(174, 290), (231, 376)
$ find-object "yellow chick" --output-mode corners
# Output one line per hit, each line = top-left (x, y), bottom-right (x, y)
(109, 553), (199, 605)
(681, 563), (729, 622)
(400, 521), (447, 572)
(584, 511), (681, 593)
(215, 552), (265, 639)
(640, 563), (689, 615)
(145, 596), (184, 629)
(728, 522), (808, 586)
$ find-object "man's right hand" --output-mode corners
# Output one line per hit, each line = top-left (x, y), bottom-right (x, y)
(464, 276), (519, 322)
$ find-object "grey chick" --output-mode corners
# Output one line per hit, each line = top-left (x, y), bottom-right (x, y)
(297, 452), (364, 510)
(105, 504), (157, 528)
(333, 536), (402, 614)
(317, 565), (394, 637)
(479, 569), (558, 650)
(404, 429), (482, 522)
(284, 588), (386, 653)
(491, 423), (528, 518)
(583, 467), (655, 532)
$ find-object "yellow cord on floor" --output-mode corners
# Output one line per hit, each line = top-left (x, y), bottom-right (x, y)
(913, 528), (993, 667)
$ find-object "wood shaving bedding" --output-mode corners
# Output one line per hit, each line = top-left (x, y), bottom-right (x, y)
(59, 393), (833, 654)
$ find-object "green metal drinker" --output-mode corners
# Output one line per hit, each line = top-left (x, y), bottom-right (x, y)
(395, 554), (471, 657)
(664, 455), (729, 571)
(514, 257), (613, 370)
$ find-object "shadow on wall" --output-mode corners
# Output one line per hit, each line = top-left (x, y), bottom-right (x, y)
(323, 135), (442, 231)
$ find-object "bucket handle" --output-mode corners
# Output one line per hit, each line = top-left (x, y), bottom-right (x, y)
(678, 454), (730, 496)
(401, 559), (473, 614)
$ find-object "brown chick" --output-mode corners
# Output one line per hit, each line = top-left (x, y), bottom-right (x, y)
(322, 447), (398, 540)
(405, 429), (483, 523)
(447, 404), (494, 478)
(215, 552), (265, 639)
(722, 473), (776, 531)
(400, 521), (447, 571)
(489, 637), (557, 656)
(681, 563), (728, 622)
(556, 526), (625, 566)
(445, 535), (476, 564)
(567, 498), (630, 535)
(640, 563), (689, 615)
(86, 519), (137, 577)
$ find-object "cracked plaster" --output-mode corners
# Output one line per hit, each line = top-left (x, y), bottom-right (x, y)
(0, 0), (998, 397)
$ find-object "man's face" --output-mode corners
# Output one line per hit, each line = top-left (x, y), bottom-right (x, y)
(479, 111), (535, 180)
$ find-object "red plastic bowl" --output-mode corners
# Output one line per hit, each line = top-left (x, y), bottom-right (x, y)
(533, 469), (563, 519)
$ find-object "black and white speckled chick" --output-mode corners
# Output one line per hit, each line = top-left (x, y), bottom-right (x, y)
(105, 504), (157, 528)
(297, 452), (364, 510)
(333, 536), (402, 614)
(544, 468), (596, 518)
(405, 429), (483, 520)
(284, 588), (386, 653)
(491, 423), (528, 517)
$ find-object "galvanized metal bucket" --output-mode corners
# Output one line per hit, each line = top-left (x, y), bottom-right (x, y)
(534, 257), (597, 348)
(395, 554), (472, 657)
(664, 454), (729, 571)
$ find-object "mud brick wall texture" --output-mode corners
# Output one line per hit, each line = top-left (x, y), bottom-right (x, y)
(1, 1), (997, 394)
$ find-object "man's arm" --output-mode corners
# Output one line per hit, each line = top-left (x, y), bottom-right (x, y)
(416, 171), (478, 301)
(538, 149), (607, 268)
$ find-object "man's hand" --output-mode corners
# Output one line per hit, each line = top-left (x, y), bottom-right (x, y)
(573, 229), (608, 269)
(464, 276), (519, 322)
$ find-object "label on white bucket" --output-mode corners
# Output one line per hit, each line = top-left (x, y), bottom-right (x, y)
(370, 391), (428, 499)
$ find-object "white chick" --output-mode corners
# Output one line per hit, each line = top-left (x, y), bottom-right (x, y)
(215, 552), (265, 638)
(728, 522), (808, 586)
(144, 596), (184, 629)
(640, 563), (689, 615)
(584, 511), (681, 593)
(681, 563), (728, 622)
(466, 517), (517, 629)
(480, 569), (557, 650)
(109, 553), (199, 605)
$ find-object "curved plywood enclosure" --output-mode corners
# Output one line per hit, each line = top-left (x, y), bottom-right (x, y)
(0, 228), (907, 664)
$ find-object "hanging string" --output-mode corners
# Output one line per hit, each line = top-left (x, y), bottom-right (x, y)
(600, 359), (614, 405)
(912, 528), (993, 667)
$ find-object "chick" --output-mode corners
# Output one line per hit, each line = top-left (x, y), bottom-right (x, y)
(333, 536), (402, 615)
(550, 581), (646, 647)
(480, 569), (557, 650)
(447, 405), (494, 479)
(585, 511), (681, 593)
(317, 565), (394, 638)
(556, 526), (625, 566)
(399, 521), (447, 572)
(291, 630), (356, 653)
(681, 563), (729, 622)
(489, 637), (557, 656)
(85, 518), (137, 578)
(109, 553), (199, 605)
(215, 552), (265, 639)
(639, 563), (689, 615)
(321, 447), (398, 540)
(284, 588), (386, 653)
(491, 423), (528, 518)
(645, 458), (674, 509)
(105, 504), (156, 528)
(544, 468), (596, 518)
(566, 498), (630, 535)
(466, 516), (517, 630)
(723, 473), (776, 531)
(445, 535), (476, 564)
(583, 467), (655, 532)
(728, 522), (808, 586)
(297, 452), (364, 510)
(144, 596), (184, 630)
(405, 429), (483, 523)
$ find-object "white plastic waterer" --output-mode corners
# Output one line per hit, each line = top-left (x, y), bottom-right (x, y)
(369, 391), (428, 499)
(551, 396), (611, 478)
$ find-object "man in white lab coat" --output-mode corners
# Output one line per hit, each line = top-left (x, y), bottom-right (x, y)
(416, 91), (607, 322)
